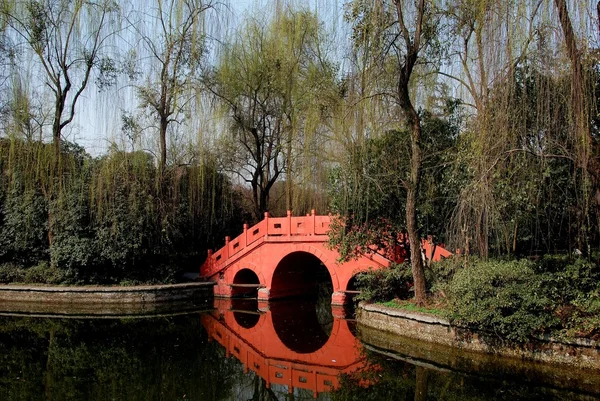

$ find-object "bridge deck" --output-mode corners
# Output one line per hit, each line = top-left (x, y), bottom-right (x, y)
(201, 210), (392, 280)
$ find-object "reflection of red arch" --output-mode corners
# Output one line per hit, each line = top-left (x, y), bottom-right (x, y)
(201, 211), (392, 305)
(202, 299), (366, 396)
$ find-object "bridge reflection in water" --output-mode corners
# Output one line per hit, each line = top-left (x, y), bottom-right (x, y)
(201, 298), (366, 398)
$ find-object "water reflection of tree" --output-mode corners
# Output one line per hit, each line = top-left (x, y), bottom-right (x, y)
(330, 349), (591, 401)
(0, 315), (237, 401)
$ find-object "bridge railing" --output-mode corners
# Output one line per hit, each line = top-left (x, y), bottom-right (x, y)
(203, 210), (331, 277)
(265, 211), (331, 236)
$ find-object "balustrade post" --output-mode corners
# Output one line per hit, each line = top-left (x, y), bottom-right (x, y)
(243, 223), (248, 248)
(264, 211), (269, 236)
(287, 210), (292, 236)
(224, 236), (230, 260)
(311, 209), (316, 236)
(207, 249), (213, 271)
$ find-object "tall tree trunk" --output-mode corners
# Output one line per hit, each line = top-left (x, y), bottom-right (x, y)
(397, 67), (426, 304)
(554, 0), (594, 253)
(160, 115), (168, 173)
(406, 113), (426, 305)
(393, 0), (427, 305)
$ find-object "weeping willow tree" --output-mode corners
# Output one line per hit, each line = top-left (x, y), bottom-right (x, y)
(553, 0), (600, 255)
(206, 7), (337, 221)
(0, 1), (243, 283)
(0, 0), (120, 257)
(445, 0), (600, 257)
(0, 0), (119, 155)
(329, 0), (444, 305)
(442, 0), (546, 258)
(124, 0), (217, 174)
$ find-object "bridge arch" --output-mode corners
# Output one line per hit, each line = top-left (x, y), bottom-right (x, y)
(232, 268), (260, 298)
(270, 251), (333, 300)
(267, 244), (340, 300)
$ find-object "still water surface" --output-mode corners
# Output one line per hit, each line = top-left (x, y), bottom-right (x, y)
(0, 298), (598, 400)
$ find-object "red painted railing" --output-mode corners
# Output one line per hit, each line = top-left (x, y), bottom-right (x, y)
(200, 210), (453, 280)
(202, 210), (331, 279)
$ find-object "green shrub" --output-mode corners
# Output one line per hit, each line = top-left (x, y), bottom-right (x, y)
(354, 263), (413, 303)
(429, 256), (464, 293)
(22, 262), (66, 284)
(0, 262), (65, 284)
(535, 255), (600, 303)
(443, 259), (559, 343)
(0, 263), (26, 283)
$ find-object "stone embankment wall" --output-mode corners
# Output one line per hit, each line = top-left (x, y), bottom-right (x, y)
(357, 303), (600, 370)
(0, 282), (215, 316)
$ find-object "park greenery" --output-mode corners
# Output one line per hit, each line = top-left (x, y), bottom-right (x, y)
(354, 256), (600, 343)
(0, 0), (599, 338)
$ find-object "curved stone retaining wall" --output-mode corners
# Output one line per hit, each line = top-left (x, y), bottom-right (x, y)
(357, 303), (600, 371)
(0, 282), (215, 316)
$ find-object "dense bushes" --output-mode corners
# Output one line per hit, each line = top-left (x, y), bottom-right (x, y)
(353, 263), (414, 303)
(436, 259), (559, 342)
(0, 138), (245, 284)
(355, 256), (600, 343)
(438, 257), (600, 342)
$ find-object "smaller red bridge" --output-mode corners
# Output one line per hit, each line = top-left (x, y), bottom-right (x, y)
(200, 211), (451, 305)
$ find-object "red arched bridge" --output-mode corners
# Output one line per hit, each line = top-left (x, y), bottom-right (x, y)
(200, 210), (451, 305)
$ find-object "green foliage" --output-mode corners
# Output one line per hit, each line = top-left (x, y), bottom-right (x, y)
(435, 256), (600, 343)
(0, 187), (48, 265)
(440, 259), (558, 343)
(0, 138), (244, 284)
(0, 261), (65, 284)
(353, 264), (413, 303)
(354, 255), (600, 343)
(328, 110), (459, 261)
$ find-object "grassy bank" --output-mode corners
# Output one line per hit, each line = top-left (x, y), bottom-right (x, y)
(355, 256), (600, 343)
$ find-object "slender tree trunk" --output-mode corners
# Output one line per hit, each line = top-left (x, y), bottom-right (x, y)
(285, 138), (293, 211)
(160, 115), (168, 173)
(554, 0), (594, 253)
(260, 189), (269, 219)
(53, 91), (66, 159)
(392, 0), (427, 305)
(252, 180), (261, 221)
(406, 116), (426, 305)
(397, 69), (426, 304)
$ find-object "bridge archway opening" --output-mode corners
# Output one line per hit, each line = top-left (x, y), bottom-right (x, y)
(347, 274), (362, 300)
(347, 274), (360, 292)
(343, 274), (362, 318)
(232, 269), (260, 298)
(271, 251), (333, 301)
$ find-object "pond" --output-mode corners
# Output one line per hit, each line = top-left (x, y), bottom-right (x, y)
(0, 298), (598, 401)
